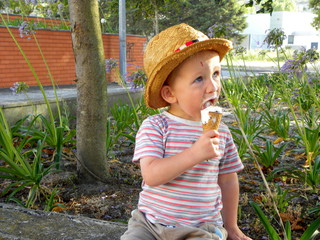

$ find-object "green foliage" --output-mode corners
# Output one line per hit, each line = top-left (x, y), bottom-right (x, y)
(250, 201), (320, 240)
(293, 82), (318, 112)
(244, 0), (274, 14)
(272, 0), (297, 12)
(264, 28), (287, 48)
(295, 125), (320, 163)
(0, 0), (69, 19)
(160, 0), (247, 44)
(253, 140), (287, 168)
(262, 110), (291, 140)
(15, 114), (76, 170)
(224, 47), (319, 238)
(106, 98), (160, 158)
(230, 108), (265, 158)
(273, 156), (320, 193)
(0, 18), (70, 31)
(310, 0), (320, 30)
(230, 48), (293, 63)
(250, 201), (282, 240)
(263, 28), (288, 70)
(97, 0), (181, 35)
(109, 102), (137, 145)
(44, 189), (64, 211)
(303, 105), (320, 129)
(0, 109), (58, 208)
(2, 0), (248, 40)
(272, 185), (297, 213)
(308, 201), (320, 216)
(244, 78), (269, 111)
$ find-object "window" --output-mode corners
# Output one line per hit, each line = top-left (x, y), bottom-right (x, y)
(288, 35), (294, 44)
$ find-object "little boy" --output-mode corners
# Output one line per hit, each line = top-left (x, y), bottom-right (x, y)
(121, 23), (252, 240)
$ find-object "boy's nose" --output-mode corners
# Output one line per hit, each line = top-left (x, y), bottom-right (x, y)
(206, 79), (219, 93)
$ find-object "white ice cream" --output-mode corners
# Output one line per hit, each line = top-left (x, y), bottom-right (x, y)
(201, 106), (222, 124)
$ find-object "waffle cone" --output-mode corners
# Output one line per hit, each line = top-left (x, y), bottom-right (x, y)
(202, 112), (222, 132)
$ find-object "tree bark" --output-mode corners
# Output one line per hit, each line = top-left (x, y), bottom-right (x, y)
(69, 0), (109, 183)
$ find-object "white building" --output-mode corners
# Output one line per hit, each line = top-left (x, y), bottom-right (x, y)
(241, 11), (320, 50)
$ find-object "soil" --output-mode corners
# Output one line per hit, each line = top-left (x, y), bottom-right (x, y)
(0, 110), (319, 240)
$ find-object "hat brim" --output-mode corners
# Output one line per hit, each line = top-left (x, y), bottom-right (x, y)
(145, 38), (232, 109)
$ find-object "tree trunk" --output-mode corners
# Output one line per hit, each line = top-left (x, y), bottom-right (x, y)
(154, 7), (159, 34)
(69, 0), (109, 183)
(151, 0), (159, 34)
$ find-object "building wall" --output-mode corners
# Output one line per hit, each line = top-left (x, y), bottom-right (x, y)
(242, 11), (320, 50)
(270, 11), (316, 34)
(243, 14), (270, 35)
(0, 15), (147, 88)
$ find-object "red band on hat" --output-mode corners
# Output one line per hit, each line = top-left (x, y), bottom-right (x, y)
(174, 39), (200, 52)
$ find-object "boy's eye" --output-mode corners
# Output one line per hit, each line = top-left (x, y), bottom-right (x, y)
(213, 71), (220, 79)
(194, 76), (203, 83)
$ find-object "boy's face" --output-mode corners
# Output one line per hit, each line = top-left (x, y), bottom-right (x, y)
(161, 50), (221, 121)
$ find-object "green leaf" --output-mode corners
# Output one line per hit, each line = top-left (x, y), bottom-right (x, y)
(250, 201), (282, 240)
(285, 221), (291, 240)
(301, 217), (320, 240)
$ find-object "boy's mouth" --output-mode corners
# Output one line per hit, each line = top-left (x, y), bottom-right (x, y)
(202, 95), (218, 109)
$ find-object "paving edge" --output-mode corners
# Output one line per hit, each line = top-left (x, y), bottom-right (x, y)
(0, 203), (127, 240)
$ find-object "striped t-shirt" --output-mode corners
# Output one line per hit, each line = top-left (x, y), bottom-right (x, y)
(133, 111), (243, 227)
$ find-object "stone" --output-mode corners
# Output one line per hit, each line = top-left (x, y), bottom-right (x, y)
(0, 203), (127, 240)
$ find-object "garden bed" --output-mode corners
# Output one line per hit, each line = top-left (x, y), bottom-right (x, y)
(1, 106), (318, 240)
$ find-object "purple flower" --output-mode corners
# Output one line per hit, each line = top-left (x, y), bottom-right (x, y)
(19, 21), (36, 38)
(281, 59), (300, 73)
(293, 47), (320, 65)
(56, 2), (65, 17)
(57, 3), (64, 12)
(47, 8), (53, 17)
(105, 58), (118, 73)
(10, 82), (29, 95)
(125, 68), (147, 90)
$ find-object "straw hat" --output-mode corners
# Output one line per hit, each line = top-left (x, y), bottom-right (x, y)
(144, 23), (233, 109)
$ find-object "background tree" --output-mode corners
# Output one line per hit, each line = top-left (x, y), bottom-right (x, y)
(99, 0), (247, 44)
(0, 0), (69, 19)
(159, 0), (247, 45)
(273, 0), (297, 11)
(244, 0), (274, 14)
(309, 0), (320, 30)
(99, 0), (183, 36)
(69, 0), (110, 183)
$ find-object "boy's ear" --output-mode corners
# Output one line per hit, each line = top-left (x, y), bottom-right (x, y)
(161, 85), (176, 104)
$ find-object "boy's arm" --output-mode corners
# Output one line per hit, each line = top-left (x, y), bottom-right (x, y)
(140, 130), (220, 186)
(218, 173), (252, 240)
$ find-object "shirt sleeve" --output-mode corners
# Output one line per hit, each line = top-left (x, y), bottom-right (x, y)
(218, 124), (244, 175)
(133, 116), (165, 163)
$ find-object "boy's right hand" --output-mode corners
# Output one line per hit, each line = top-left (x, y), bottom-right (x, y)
(191, 130), (220, 162)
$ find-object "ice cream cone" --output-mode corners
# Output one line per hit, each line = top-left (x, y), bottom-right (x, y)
(202, 112), (222, 132)
(201, 106), (222, 132)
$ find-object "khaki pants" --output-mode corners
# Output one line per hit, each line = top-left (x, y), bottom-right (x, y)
(121, 210), (228, 240)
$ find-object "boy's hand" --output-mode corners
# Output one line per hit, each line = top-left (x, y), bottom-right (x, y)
(226, 226), (252, 240)
(191, 130), (220, 161)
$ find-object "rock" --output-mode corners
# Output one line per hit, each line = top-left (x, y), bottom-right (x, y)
(0, 203), (127, 240)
